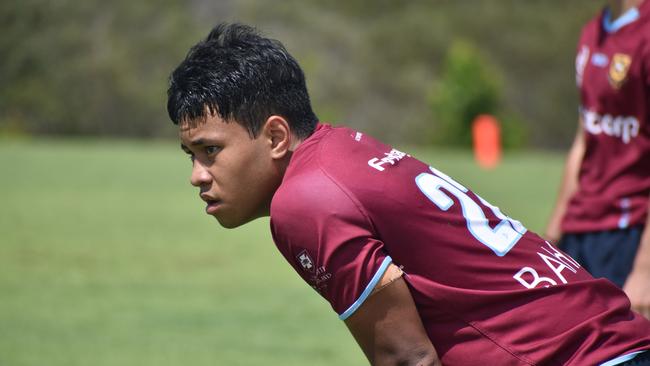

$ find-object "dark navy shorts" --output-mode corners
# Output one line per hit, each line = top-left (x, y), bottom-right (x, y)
(558, 226), (643, 288)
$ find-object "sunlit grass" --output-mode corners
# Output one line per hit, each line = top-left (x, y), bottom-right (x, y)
(0, 138), (564, 365)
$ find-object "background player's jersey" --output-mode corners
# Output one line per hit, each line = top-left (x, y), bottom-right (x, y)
(563, 2), (650, 233)
(271, 124), (650, 366)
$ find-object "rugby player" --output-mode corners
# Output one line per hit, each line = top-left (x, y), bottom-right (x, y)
(168, 22), (650, 366)
(546, 0), (650, 320)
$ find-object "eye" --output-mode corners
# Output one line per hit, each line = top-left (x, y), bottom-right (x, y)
(205, 146), (221, 155)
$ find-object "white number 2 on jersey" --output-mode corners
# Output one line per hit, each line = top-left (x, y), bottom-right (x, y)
(415, 166), (526, 256)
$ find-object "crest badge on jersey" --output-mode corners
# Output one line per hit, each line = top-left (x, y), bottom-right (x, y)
(608, 53), (631, 89)
(296, 249), (315, 273)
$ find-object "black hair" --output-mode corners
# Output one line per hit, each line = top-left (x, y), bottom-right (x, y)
(167, 23), (318, 139)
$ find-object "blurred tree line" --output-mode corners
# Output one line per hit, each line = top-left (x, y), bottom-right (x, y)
(0, 0), (602, 148)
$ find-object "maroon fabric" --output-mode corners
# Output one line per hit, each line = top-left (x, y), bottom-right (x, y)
(563, 2), (650, 233)
(270, 123), (650, 365)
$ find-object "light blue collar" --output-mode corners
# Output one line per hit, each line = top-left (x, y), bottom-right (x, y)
(603, 6), (640, 33)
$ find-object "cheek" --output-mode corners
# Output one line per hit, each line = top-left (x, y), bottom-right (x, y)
(221, 148), (262, 190)
(220, 139), (273, 193)
(234, 147), (275, 198)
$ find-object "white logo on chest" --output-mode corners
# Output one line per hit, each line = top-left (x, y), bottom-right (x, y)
(581, 107), (640, 144)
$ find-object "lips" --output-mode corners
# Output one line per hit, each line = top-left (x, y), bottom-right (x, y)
(200, 194), (222, 214)
(205, 200), (221, 214)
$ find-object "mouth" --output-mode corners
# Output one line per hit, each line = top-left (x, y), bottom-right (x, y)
(205, 200), (222, 214)
(200, 195), (222, 215)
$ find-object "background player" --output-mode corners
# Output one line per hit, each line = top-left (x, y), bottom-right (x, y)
(545, 0), (650, 319)
(168, 23), (650, 365)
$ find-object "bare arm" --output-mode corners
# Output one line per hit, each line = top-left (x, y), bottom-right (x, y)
(623, 199), (650, 319)
(545, 122), (586, 243)
(344, 264), (441, 366)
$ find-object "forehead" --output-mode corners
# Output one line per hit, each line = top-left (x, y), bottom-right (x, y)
(179, 114), (246, 143)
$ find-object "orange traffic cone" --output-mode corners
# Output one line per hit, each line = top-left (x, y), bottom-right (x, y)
(472, 114), (501, 169)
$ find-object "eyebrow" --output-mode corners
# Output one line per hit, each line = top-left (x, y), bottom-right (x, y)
(180, 138), (208, 151)
(188, 138), (207, 146)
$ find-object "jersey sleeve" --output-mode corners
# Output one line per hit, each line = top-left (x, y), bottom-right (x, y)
(270, 170), (391, 320)
(575, 23), (592, 89)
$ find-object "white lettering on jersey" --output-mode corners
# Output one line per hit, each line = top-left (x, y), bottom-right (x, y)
(537, 242), (580, 284)
(416, 167), (526, 257)
(513, 267), (558, 289)
(513, 242), (581, 289)
(368, 149), (409, 171)
(581, 107), (640, 144)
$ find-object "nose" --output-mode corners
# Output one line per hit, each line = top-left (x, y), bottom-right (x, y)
(190, 159), (212, 187)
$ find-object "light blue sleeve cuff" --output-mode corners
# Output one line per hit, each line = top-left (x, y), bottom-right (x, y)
(339, 256), (393, 320)
(600, 350), (646, 366)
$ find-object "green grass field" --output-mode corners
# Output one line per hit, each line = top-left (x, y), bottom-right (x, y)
(0, 138), (565, 366)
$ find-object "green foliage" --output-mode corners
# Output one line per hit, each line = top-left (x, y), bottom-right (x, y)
(429, 40), (502, 147)
(429, 40), (529, 149)
(499, 113), (529, 150)
(0, 139), (564, 365)
(0, 0), (602, 147)
(242, 0), (601, 148)
(0, 0), (200, 138)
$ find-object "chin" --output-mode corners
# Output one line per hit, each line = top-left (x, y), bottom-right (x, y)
(214, 215), (249, 229)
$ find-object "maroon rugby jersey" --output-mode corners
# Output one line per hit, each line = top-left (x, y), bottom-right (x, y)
(270, 124), (650, 366)
(563, 2), (650, 233)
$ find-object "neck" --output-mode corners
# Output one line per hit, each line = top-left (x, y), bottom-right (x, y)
(608, 0), (643, 18)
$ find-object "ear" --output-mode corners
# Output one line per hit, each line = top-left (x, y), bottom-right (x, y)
(262, 115), (292, 159)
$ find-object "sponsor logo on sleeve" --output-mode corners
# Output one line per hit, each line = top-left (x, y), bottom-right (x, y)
(608, 53), (631, 89)
(368, 148), (410, 172)
(294, 248), (332, 294)
(296, 249), (315, 273)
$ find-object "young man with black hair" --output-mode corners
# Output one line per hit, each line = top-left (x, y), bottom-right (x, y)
(168, 23), (650, 366)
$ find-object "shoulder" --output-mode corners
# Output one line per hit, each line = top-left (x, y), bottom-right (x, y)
(579, 14), (602, 44)
(271, 123), (422, 236)
(270, 155), (369, 232)
(270, 125), (392, 236)
(272, 124), (389, 213)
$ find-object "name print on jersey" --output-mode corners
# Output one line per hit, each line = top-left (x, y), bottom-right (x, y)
(581, 107), (640, 143)
(513, 241), (582, 289)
